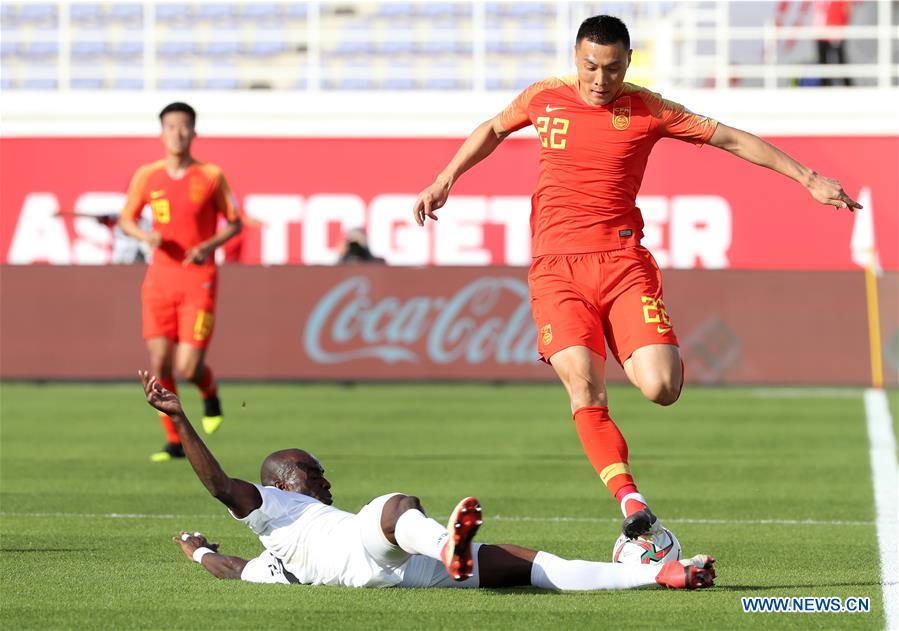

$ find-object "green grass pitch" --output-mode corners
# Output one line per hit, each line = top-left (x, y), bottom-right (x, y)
(1, 382), (893, 630)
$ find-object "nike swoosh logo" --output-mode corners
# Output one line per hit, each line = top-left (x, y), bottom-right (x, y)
(657, 326), (671, 334)
(149, 190), (165, 199)
(545, 105), (565, 113)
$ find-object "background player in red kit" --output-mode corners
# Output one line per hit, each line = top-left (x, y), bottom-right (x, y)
(119, 102), (242, 462)
(413, 16), (860, 543)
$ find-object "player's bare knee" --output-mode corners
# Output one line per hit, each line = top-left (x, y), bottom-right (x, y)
(175, 361), (200, 383)
(380, 494), (424, 543)
(382, 494), (424, 526)
(641, 380), (680, 406)
(394, 494), (424, 514)
(149, 357), (173, 379)
(568, 382), (607, 410)
(175, 367), (197, 383)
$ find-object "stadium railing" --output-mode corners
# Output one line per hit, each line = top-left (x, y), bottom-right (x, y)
(0, 0), (896, 92)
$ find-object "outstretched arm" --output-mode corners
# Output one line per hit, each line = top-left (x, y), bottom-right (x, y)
(139, 371), (260, 517)
(708, 123), (862, 211)
(174, 531), (249, 579)
(413, 115), (512, 225)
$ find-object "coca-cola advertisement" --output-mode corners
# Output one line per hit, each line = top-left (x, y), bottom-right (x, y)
(1, 136), (896, 270)
(1, 265), (895, 385)
(302, 275), (535, 370)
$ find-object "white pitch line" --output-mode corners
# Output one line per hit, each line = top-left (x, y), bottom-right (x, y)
(492, 515), (875, 527)
(0, 511), (874, 528)
(864, 388), (899, 631)
(751, 388), (865, 399)
(0, 512), (205, 520)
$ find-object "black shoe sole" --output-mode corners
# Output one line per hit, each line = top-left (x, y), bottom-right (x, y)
(622, 508), (657, 539)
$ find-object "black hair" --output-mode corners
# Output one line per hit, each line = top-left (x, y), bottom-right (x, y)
(576, 15), (630, 49)
(341, 241), (376, 262)
(158, 101), (196, 126)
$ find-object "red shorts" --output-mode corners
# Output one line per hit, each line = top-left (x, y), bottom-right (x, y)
(141, 265), (218, 349)
(528, 246), (678, 365)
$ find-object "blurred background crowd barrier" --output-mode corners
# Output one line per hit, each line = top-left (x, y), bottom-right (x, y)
(1, 265), (896, 385)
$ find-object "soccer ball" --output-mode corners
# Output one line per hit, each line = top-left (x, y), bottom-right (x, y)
(612, 527), (681, 565)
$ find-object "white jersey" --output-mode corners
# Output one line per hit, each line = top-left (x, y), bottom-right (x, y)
(233, 485), (482, 589)
(233, 485), (401, 587)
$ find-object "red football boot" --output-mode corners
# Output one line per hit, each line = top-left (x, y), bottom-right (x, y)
(440, 497), (483, 581)
(655, 555), (716, 590)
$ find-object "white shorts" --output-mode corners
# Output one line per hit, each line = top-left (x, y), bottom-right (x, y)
(399, 546), (481, 589)
(356, 493), (481, 589)
(240, 549), (297, 584)
(357, 493), (410, 570)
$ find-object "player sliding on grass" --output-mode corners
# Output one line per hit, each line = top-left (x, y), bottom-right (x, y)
(413, 15), (861, 547)
(139, 371), (715, 590)
(119, 102), (242, 462)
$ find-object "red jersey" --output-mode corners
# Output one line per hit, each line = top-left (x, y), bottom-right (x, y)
(499, 77), (718, 256)
(122, 159), (238, 268)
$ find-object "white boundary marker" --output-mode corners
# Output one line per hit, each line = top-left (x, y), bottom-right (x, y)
(865, 388), (899, 631)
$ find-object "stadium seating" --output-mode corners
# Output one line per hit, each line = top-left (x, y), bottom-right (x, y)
(113, 77), (144, 90)
(0, 1), (888, 91)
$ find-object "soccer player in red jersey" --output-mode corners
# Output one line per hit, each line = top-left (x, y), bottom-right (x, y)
(413, 16), (860, 542)
(119, 102), (242, 462)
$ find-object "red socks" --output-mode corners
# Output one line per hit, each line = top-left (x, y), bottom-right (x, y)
(573, 406), (647, 516)
(196, 366), (218, 400)
(157, 377), (180, 444)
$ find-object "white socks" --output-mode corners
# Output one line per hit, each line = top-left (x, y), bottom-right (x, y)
(619, 492), (648, 517)
(530, 551), (659, 591)
(394, 508), (665, 591)
(393, 509), (449, 561)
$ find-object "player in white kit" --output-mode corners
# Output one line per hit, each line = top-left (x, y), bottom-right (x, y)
(140, 371), (715, 591)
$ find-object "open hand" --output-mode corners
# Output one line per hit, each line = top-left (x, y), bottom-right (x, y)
(173, 530), (219, 559)
(139, 370), (184, 418)
(807, 172), (862, 211)
(413, 179), (451, 226)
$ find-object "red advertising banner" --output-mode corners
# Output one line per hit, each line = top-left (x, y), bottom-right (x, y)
(1, 265), (896, 386)
(1, 136), (896, 269)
